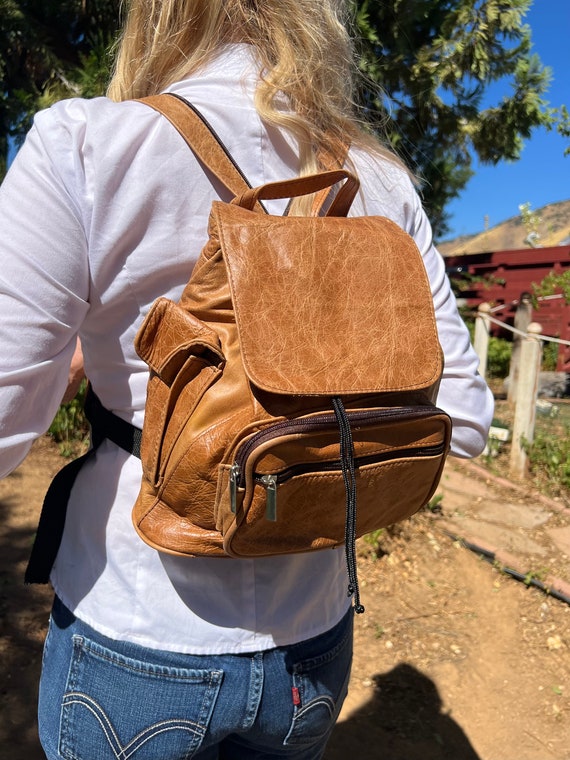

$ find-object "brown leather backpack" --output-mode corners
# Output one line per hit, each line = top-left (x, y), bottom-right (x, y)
(130, 94), (452, 611)
(26, 94), (452, 610)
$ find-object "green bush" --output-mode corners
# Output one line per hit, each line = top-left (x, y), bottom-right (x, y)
(486, 336), (512, 379)
(526, 428), (570, 492)
(48, 381), (89, 456)
(541, 340), (560, 372)
(462, 315), (511, 380)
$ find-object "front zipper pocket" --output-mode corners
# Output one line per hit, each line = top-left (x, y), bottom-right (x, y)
(216, 404), (452, 560)
(231, 440), (447, 519)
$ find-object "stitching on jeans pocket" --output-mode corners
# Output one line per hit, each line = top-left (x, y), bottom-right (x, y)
(283, 626), (352, 747)
(58, 635), (223, 760)
(284, 683), (338, 747)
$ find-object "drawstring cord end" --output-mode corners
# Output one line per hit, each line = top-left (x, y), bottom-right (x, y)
(332, 396), (366, 616)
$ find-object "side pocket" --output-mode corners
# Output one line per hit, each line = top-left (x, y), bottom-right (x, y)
(59, 635), (223, 760)
(284, 615), (353, 747)
(136, 298), (225, 486)
(141, 359), (222, 487)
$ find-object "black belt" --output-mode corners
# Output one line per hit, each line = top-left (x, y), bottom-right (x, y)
(24, 387), (142, 584)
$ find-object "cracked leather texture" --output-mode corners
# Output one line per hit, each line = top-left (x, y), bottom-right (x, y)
(216, 202), (442, 395)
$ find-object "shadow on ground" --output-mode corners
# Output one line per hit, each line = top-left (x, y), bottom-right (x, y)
(325, 663), (481, 760)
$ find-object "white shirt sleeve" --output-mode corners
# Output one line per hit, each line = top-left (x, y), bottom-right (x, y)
(407, 187), (494, 458)
(0, 115), (90, 475)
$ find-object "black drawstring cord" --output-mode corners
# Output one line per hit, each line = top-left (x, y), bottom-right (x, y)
(332, 397), (365, 614)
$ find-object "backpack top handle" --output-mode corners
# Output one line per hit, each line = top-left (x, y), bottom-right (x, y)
(232, 170), (360, 218)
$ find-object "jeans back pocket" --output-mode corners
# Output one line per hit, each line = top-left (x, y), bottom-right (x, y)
(59, 635), (223, 760)
(284, 613), (353, 747)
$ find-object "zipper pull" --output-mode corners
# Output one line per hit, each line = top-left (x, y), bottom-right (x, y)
(259, 474), (277, 521)
(229, 463), (240, 513)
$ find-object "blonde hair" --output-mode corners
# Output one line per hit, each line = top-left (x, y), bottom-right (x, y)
(108, 0), (400, 177)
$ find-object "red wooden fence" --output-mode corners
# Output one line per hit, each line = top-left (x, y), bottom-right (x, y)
(445, 245), (570, 371)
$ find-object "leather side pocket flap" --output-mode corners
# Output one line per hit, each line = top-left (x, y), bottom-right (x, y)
(135, 298), (224, 384)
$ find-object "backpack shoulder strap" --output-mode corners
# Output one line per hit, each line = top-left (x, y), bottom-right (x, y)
(140, 94), (352, 218)
(139, 93), (253, 198)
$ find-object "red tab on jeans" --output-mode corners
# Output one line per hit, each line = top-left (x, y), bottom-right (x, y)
(291, 687), (301, 706)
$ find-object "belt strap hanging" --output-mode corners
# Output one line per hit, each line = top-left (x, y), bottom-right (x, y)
(24, 388), (141, 584)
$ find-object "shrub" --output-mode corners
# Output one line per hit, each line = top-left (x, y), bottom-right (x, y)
(541, 339), (560, 372)
(526, 428), (570, 492)
(462, 315), (511, 380)
(48, 381), (89, 456)
(486, 336), (512, 379)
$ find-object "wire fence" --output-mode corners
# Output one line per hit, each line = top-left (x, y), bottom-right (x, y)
(473, 301), (567, 480)
(479, 293), (570, 347)
(484, 313), (570, 347)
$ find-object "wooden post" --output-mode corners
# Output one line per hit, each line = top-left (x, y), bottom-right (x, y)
(509, 322), (543, 480)
(473, 302), (491, 380)
(508, 292), (533, 406)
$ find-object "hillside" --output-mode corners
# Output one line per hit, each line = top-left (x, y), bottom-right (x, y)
(437, 199), (570, 256)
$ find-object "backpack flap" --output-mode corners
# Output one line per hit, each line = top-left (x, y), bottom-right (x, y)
(214, 202), (443, 397)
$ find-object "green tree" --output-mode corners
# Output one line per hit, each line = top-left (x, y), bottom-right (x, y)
(1, 0), (567, 237)
(555, 104), (570, 156)
(353, 0), (561, 238)
(0, 0), (120, 178)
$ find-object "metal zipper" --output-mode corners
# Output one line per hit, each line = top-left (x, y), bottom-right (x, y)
(230, 468), (278, 520)
(229, 424), (446, 518)
(258, 474), (278, 521)
(233, 405), (443, 480)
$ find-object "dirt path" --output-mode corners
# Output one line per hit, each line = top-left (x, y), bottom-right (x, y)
(1, 439), (569, 759)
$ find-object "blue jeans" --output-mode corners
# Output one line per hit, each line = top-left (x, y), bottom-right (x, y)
(38, 597), (353, 759)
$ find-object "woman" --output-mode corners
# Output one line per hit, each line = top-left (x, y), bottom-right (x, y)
(0, 1), (494, 758)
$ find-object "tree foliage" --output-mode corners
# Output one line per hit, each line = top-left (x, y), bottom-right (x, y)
(353, 0), (561, 237)
(0, 0), (567, 238)
(0, 0), (120, 176)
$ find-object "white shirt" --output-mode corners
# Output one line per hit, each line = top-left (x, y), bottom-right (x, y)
(0, 45), (494, 653)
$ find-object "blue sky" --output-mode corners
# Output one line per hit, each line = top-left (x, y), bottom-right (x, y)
(443, 0), (570, 241)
